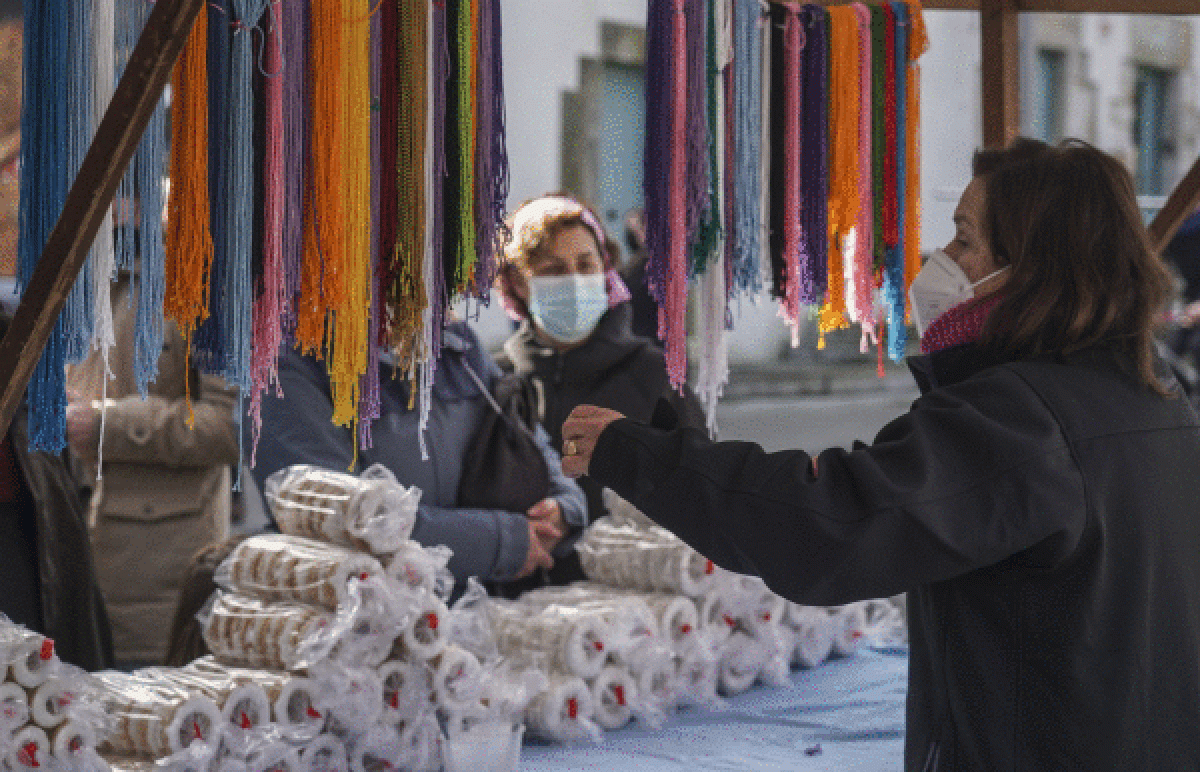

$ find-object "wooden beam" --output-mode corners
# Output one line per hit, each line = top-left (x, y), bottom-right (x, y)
(981, 0), (1020, 149)
(0, 0), (205, 441)
(1149, 155), (1200, 255)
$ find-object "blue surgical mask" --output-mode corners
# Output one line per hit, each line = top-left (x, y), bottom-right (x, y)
(527, 274), (609, 345)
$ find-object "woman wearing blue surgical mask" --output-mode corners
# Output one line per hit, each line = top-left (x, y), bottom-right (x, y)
(560, 140), (1200, 770)
(495, 195), (706, 589)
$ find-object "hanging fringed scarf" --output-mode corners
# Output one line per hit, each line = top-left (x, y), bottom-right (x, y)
(63, 0), (94, 368)
(817, 5), (858, 345)
(766, 1), (788, 300)
(164, 9), (213, 422)
(359, 12), (383, 451)
(471, 0), (509, 297)
(248, 0), (286, 465)
(799, 4), (828, 305)
(280, 0), (309, 339)
(114, 0), (168, 396)
(869, 5), (886, 271)
(643, 0), (675, 311)
(17, 0), (70, 451)
(729, 0), (763, 297)
(904, 0), (928, 315)
(778, 3), (806, 340)
(849, 3), (875, 344)
(883, 2), (908, 361)
(683, 0), (715, 274)
(90, 0), (116, 371)
(662, 0), (690, 390)
(689, 0), (721, 275)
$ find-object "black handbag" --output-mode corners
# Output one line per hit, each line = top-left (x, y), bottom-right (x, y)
(456, 362), (550, 515)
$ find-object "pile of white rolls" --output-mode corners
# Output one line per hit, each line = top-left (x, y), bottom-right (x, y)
(0, 621), (107, 772)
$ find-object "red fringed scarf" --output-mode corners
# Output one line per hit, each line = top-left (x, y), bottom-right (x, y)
(920, 292), (1003, 354)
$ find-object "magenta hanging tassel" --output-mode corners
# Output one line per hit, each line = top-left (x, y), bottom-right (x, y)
(662, 0), (689, 390)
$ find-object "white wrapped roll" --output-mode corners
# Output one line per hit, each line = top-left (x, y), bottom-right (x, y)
(524, 675), (594, 740)
(202, 592), (336, 670)
(222, 683), (272, 730)
(828, 603), (867, 659)
(164, 696), (223, 754)
(491, 603), (610, 679)
(578, 523), (717, 597)
(588, 666), (636, 730)
(385, 542), (453, 600)
(397, 713), (442, 772)
(784, 604), (835, 668)
(698, 591), (737, 645)
(50, 720), (97, 762)
(220, 534), (385, 610)
(518, 590), (663, 666)
(272, 678), (324, 731)
(9, 725), (50, 770)
(378, 660), (433, 724)
(644, 594), (700, 651)
(401, 596), (450, 661)
(31, 677), (75, 729)
(674, 647), (718, 705)
(246, 742), (303, 772)
(301, 734), (349, 772)
(718, 632), (765, 696)
(347, 724), (404, 772)
(0, 682), (30, 728)
(9, 635), (58, 689)
(631, 655), (676, 707)
(432, 646), (483, 715)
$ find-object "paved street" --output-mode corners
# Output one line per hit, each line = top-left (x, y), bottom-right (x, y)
(714, 389), (920, 455)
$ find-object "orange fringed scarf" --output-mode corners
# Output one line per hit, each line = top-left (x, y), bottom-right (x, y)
(163, 13), (212, 419)
(818, 5), (860, 343)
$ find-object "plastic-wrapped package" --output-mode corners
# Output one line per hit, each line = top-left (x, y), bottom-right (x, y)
(586, 665), (641, 731)
(697, 590), (739, 646)
(522, 674), (599, 743)
(577, 520), (716, 597)
(171, 659), (294, 732)
(861, 598), (908, 650)
(489, 601), (611, 679)
(717, 631), (767, 696)
(783, 604), (835, 668)
(385, 542), (454, 602)
(0, 682), (30, 731)
(377, 660), (433, 725)
(199, 591), (350, 671)
(8, 725), (50, 770)
(93, 670), (225, 757)
(30, 676), (80, 730)
(673, 636), (720, 707)
(0, 624), (60, 689)
(470, 665), (546, 730)
(269, 678), (324, 732)
(310, 666), (383, 733)
(50, 720), (98, 764)
(299, 734), (349, 772)
(441, 719), (523, 772)
(397, 594), (450, 662)
(216, 534), (385, 611)
(827, 603), (868, 659)
(429, 646), (484, 716)
(265, 464), (420, 555)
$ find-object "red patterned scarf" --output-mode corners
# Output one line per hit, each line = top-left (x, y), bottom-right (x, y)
(920, 292), (1004, 355)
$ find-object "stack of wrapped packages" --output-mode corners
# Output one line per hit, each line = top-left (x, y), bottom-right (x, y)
(0, 618), (109, 772)
(96, 464), (534, 772)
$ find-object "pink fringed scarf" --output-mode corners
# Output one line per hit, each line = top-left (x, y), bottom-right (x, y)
(850, 3), (876, 344)
(779, 4), (805, 337)
(919, 293), (1003, 355)
(661, 0), (690, 391)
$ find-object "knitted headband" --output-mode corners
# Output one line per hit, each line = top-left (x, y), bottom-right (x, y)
(506, 195), (609, 265)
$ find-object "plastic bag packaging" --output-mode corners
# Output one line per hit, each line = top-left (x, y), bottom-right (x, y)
(92, 670), (224, 757)
(396, 712), (441, 772)
(299, 734), (349, 772)
(522, 674), (600, 744)
(343, 723), (406, 772)
(172, 659), (294, 732)
(489, 601), (611, 679)
(441, 718), (523, 772)
(577, 521), (716, 597)
(429, 646), (484, 716)
(861, 597), (908, 651)
(600, 488), (660, 532)
(827, 602), (868, 659)
(8, 725), (50, 771)
(265, 464), (420, 555)
(464, 663), (545, 730)
(697, 590), (738, 646)
(377, 660), (433, 726)
(444, 579), (500, 665)
(385, 543), (454, 603)
(586, 665), (652, 731)
(242, 738), (303, 772)
(0, 682), (30, 731)
(672, 633), (721, 708)
(215, 535), (385, 611)
(782, 604), (835, 668)
(268, 678), (324, 733)
(516, 588), (660, 663)
(309, 665), (383, 733)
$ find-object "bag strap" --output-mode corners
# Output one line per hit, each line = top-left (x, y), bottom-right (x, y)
(459, 359), (505, 417)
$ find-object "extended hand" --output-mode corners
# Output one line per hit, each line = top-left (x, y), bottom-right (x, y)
(560, 404), (625, 478)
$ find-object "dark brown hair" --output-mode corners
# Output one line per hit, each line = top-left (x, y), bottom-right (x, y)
(163, 535), (246, 667)
(973, 137), (1173, 392)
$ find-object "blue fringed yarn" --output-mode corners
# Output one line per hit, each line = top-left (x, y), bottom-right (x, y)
(63, 0), (94, 366)
(17, 0), (71, 451)
(885, 2), (909, 361)
(195, 0), (234, 374)
(642, 0), (674, 307)
(729, 0), (763, 297)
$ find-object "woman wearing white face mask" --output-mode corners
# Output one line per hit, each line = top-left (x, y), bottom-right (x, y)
(559, 140), (1200, 771)
(495, 194), (706, 590)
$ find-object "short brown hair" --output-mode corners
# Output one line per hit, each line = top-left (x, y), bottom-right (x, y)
(974, 138), (1173, 392)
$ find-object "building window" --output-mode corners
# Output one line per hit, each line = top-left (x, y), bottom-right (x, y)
(1032, 48), (1066, 144)
(1134, 65), (1174, 196)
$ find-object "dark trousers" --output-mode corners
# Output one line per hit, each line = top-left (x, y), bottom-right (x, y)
(0, 500), (42, 630)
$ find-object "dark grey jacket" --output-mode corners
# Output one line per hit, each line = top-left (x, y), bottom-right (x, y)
(589, 343), (1200, 771)
(250, 322), (586, 582)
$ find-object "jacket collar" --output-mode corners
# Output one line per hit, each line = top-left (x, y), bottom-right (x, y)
(907, 343), (1011, 394)
(503, 302), (646, 383)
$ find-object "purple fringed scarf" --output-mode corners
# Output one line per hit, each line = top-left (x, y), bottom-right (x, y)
(643, 0), (674, 308)
(800, 4), (829, 302)
(280, 0), (308, 340)
(684, 0), (710, 252)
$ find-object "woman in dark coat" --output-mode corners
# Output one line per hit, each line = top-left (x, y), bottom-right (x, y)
(561, 139), (1200, 771)
(495, 195), (705, 587)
